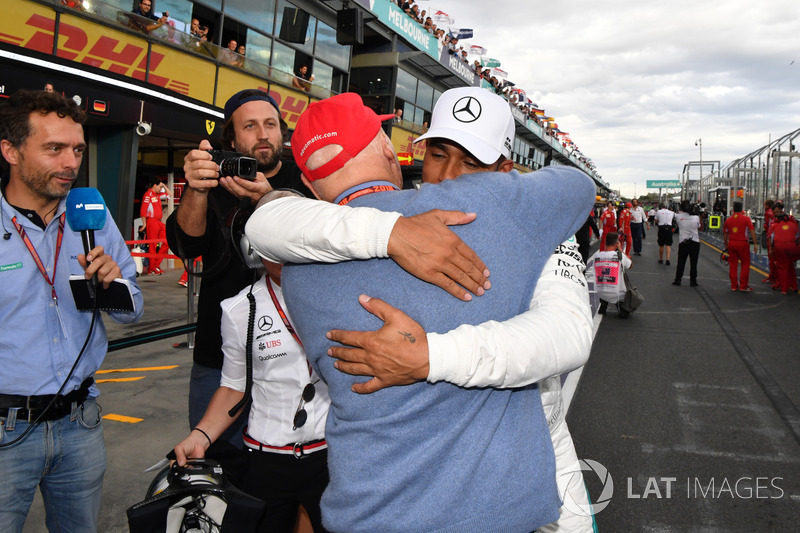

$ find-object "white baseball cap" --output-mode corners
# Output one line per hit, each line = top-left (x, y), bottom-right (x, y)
(414, 87), (515, 165)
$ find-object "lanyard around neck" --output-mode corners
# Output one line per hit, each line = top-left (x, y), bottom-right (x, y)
(12, 212), (66, 302)
(334, 181), (400, 206)
(266, 277), (312, 376)
(266, 277), (303, 348)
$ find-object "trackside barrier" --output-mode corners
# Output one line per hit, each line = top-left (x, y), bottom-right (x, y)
(108, 323), (197, 352)
(123, 238), (199, 350)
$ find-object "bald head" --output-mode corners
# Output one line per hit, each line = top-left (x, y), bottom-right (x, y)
(301, 130), (402, 202)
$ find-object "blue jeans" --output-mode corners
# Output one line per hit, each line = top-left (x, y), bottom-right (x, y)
(189, 363), (248, 447)
(631, 222), (644, 253)
(0, 397), (106, 533)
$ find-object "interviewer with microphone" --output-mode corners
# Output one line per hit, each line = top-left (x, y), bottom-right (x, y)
(0, 89), (143, 532)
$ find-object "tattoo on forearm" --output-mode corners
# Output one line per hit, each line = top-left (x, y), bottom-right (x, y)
(399, 331), (416, 343)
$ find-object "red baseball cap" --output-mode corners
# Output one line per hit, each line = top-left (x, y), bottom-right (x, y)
(292, 93), (395, 181)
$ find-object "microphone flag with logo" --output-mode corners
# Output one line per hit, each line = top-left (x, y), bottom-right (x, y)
(66, 187), (107, 258)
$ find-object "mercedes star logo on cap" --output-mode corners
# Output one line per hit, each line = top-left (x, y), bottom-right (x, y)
(257, 315), (274, 331)
(452, 96), (482, 123)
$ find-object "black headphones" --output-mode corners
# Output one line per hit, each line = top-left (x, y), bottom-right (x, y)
(1, 199), (11, 240)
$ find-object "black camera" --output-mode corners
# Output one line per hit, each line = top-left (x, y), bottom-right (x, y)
(689, 202), (706, 217)
(207, 150), (257, 180)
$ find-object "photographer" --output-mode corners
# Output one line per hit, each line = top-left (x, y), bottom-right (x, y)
(166, 89), (311, 448)
(672, 200), (701, 287)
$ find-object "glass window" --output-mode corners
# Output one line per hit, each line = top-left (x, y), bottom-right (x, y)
(276, 0), (314, 53)
(245, 30), (273, 74)
(349, 68), (392, 95)
(402, 102), (414, 124)
(271, 40), (296, 76)
(396, 69), (416, 104)
(225, 0), (275, 35)
(414, 106), (428, 126)
(312, 62), (333, 91)
(314, 19), (349, 71)
(416, 81), (433, 111)
(106, 0), (135, 10)
(432, 89), (442, 111)
(330, 69), (346, 94)
(194, 0), (221, 9)
(157, 0), (193, 29)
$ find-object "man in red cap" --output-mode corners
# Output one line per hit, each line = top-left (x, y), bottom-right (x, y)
(247, 92), (595, 532)
(723, 201), (757, 291)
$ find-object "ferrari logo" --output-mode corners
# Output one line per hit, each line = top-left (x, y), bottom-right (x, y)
(206, 120), (216, 135)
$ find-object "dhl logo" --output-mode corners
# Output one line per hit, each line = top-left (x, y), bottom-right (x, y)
(17, 14), (190, 95)
(265, 87), (308, 127)
(5, 10), (313, 132)
(399, 133), (427, 160)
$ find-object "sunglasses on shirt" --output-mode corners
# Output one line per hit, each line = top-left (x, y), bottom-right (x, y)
(293, 379), (320, 430)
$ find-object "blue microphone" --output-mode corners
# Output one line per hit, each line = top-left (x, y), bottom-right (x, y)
(66, 187), (107, 262)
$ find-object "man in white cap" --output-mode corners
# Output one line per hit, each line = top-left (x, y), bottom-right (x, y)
(247, 88), (596, 531)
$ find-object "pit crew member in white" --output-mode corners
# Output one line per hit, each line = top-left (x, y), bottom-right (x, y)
(172, 252), (331, 532)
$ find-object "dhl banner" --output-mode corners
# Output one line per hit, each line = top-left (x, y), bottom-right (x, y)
(391, 126), (426, 162)
(0, 0), (316, 128)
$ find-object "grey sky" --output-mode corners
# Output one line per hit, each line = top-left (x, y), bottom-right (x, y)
(423, 0), (800, 197)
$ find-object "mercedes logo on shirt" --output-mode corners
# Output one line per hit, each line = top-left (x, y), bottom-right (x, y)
(257, 315), (273, 331)
(452, 96), (482, 123)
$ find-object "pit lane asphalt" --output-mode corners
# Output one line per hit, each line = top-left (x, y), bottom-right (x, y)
(568, 234), (800, 531)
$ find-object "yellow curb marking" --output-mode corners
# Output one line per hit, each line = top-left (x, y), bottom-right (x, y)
(103, 413), (143, 423)
(96, 365), (178, 374)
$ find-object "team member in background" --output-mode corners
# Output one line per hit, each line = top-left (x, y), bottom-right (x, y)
(655, 203), (675, 265)
(173, 193), (331, 532)
(762, 199), (776, 284)
(576, 210), (601, 264)
(0, 89), (143, 532)
(617, 202), (632, 257)
(140, 177), (170, 275)
(629, 198), (647, 255)
(599, 201), (616, 251)
(767, 201), (800, 295)
(723, 201), (757, 292)
(586, 232), (632, 318)
(672, 200), (701, 287)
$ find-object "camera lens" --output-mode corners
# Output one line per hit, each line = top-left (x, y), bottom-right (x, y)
(218, 158), (238, 178)
(238, 158), (257, 179)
